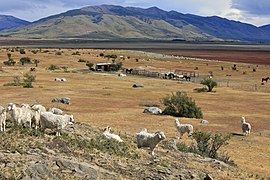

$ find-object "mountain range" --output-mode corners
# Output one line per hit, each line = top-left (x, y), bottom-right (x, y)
(0, 15), (30, 31)
(1, 5), (270, 42)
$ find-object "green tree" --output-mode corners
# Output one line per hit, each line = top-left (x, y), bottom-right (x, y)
(201, 78), (217, 92)
(86, 62), (94, 70)
(162, 91), (203, 118)
(20, 57), (31, 65)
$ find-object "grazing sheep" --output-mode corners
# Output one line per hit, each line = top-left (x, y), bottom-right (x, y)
(242, 116), (251, 136)
(0, 106), (6, 132)
(136, 129), (166, 156)
(48, 107), (63, 115)
(103, 126), (123, 142)
(7, 103), (32, 128)
(40, 112), (74, 136)
(175, 118), (193, 139)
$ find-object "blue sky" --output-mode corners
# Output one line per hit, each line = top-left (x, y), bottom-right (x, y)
(1, 0), (270, 26)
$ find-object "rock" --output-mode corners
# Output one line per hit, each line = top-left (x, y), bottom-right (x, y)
(204, 173), (213, 180)
(51, 97), (71, 104)
(143, 107), (162, 114)
(132, 84), (144, 88)
(200, 120), (209, 124)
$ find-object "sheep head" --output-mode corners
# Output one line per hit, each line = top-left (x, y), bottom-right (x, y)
(7, 103), (16, 111)
(155, 131), (166, 140)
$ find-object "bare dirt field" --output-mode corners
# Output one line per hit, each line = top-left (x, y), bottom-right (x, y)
(0, 46), (269, 177)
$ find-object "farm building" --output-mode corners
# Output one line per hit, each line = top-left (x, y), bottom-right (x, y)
(95, 62), (112, 71)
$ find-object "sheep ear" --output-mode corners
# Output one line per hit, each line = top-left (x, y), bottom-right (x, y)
(158, 133), (162, 139)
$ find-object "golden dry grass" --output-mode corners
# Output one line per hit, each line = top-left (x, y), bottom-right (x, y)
(0, 47), (269, 177)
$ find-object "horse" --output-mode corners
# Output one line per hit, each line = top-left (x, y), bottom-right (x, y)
(261, 77), (269, 83)
(183, 75), (191, 81)
(126, 68), (133, 74)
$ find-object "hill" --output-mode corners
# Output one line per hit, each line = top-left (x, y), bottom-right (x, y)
(1, 5), (270, 41)
(0, 15), (30, 31)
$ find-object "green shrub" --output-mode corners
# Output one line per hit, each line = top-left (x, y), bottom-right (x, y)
(19, 49), (26, 54)
(78, 59), (87, 62)
(194, 87), (208, 93)
(110, 62), (123, 71)
(3, 59), (16, 66)
(162, 91), (203, 118)
(48, 64), (59, 71)
(72, 51), (80, 55)
(200, 78), (217, 92)
(55, 51), (62, 55)
(23, 73), (36, 88)
(232, 64), (237, 71)
(99, 53), (104, 57)
(31, 50), (39, 54)
(176, 131), (234, 164)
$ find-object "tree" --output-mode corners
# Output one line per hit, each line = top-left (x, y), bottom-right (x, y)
(110, 62), (123, 71)
(201, 78), (217, 92)
(86, 62), (94, 70)
(34, 59), (40, 67)
(20, 57), (31, 65)
(162, 91), (203, 118)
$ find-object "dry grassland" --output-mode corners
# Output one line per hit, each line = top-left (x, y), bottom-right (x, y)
(0, 47), (269, 177)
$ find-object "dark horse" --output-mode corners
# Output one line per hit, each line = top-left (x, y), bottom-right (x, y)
(261, 77), (269, 83)
(126, 68), (133, 74)
(183, 75), (191, 81)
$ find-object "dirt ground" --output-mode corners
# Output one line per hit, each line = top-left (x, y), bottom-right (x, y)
(0, 47), (269, 177)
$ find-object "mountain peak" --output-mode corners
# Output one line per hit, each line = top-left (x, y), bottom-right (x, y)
(0, 15), (30, 31)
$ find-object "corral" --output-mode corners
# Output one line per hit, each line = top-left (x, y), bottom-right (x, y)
(0, 45), (269, 177)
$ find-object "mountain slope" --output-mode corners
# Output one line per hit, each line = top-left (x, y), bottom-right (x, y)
(0, 15), (30, 31)
(2, 5), (270, 42)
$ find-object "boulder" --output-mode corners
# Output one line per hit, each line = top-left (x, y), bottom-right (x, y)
(132, 84), (144, 88)
(143, 107), (162, 114)
(51, 97), (71, 104)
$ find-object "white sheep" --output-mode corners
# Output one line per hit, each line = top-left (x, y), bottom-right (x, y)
(7, 103), (32, 128)
(40, 112), (74, 136)
(30, 104), (47, 130)
(48, 107), (63, 115)
(242, 116), (251, 136)
(0, 106), (7, 132)
(175, 118), (193, 139)
(103, 126), (123, 142)
(136, 129), (166, 156)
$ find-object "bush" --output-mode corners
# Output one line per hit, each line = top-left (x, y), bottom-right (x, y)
(162, 91), (203, 118)
(99, 53), (104, 57)
(31, 50), (39, 54)
(72, 51), (80, 55)
(110, 62), (123, 71)
(48, 64), (59, 71)
(192, 131), (231, 159)
(19, 49), (26, 54)
(78, 59), (87, 62)
(176, 131), (233, 164)
(3, 59), (16, 66)
(23, 73), (36, 88)
(200, 78), (217, 92)
(55, 51), (62, 55)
